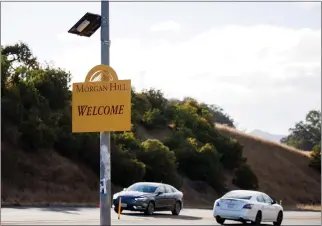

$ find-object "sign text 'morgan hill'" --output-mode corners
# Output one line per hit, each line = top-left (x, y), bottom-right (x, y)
(75, 82), (128, 93)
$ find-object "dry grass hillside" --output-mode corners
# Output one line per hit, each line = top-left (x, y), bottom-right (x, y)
(2, 124), (320, 210)
(215, 124), (321, 207)
(2, 142), (97, 205)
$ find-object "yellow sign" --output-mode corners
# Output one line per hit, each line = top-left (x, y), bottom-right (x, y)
(72, 64), (131, 133)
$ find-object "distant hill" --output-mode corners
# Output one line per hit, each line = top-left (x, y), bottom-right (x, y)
(249, 129), (285, 143)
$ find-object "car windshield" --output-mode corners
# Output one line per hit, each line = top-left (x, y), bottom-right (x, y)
(223, 192), (253, 200)
(127, 184), (158, 193)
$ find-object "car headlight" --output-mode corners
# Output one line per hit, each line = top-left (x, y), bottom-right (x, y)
(134, 197), (148, 201)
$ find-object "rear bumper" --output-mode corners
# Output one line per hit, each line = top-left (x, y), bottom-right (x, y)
(213, 207), (255, 222)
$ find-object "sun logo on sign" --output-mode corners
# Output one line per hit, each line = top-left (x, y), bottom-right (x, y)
(85, 65), (119, 83)
(91, 70), (114, 82)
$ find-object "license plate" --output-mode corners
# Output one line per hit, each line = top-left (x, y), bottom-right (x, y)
(228, 204), (235, 208)
(121, 203), (127, 207)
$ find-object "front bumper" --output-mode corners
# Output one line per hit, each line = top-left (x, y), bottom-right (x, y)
(113, 197), (149, 211)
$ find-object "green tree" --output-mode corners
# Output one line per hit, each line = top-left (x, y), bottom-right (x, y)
(111, 144), (146, 187)
(309, 143), (321, 173)
(281, 110), (321, 150)
(138, 139), (179, 186)
(208, 105), (235, 128)
(141, 89), (167, 111)
(142, 108), (167, 129)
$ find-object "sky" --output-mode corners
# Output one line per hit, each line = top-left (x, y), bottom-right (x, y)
(1, 0), (321, 135)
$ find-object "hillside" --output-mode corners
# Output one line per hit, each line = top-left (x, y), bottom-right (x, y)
(1, 42), (320, 210)
(249, 129), (285, 143)
(2, 124), (320, 208)
(216, 124), (320, 206)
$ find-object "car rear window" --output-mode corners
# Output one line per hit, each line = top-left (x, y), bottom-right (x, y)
(223, 194), (252, 200)
(170, 186), (177, 192)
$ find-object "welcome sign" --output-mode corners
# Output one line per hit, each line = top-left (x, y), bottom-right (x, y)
(72, 65), (131, 133)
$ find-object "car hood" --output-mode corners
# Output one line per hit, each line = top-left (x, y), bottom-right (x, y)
(114, 191), (154, 198)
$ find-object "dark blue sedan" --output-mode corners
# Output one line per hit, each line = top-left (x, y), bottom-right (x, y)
(112, 182), (183, 215)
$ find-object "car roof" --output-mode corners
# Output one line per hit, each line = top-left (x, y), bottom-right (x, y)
(133, 182), (163, 187)
(131, 182), (179, 191)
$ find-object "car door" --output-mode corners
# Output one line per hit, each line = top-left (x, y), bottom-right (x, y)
(154, 185), (166, 209)
(164, 185), (175, 208)
(256, 194), (270, 221)
(262, 194), (277, 221)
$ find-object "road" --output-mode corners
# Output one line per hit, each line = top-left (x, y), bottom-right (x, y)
(1, 207), (321, 225)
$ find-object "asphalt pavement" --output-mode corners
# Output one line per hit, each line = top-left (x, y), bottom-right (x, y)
(1, 207), (321, 225)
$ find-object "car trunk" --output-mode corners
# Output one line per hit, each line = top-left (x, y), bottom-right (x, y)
(218, 198), (249, 211)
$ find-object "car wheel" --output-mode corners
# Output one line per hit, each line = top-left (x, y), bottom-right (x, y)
(144, 201), (155, 215)
(251, 211), (262, 225)
(273, 211), (283, 226)
(216, 216), (225, 225)
(171, 201), (181, 215)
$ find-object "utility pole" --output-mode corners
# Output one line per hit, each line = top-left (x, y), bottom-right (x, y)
(100, 1), (111, 225)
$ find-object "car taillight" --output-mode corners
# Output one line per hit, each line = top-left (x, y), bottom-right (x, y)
(243, 204), (253, 209)
(216, 202), (220, 207)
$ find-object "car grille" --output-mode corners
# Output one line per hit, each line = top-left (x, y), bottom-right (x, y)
(114, 196), (135, 205)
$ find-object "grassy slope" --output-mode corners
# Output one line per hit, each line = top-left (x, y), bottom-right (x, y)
(2, 124), (320, 209)
(215, 124), (320, 206)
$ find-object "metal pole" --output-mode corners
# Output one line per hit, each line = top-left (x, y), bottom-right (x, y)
(100, 0), (111, 226)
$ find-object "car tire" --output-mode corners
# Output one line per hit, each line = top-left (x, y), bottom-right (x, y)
(113, 207), (122, 214)
(144, 201), (155, 215)
(273, 211), (283, 226)
(216, 216), (225, 225)
(251, 211), (262, 225)
(171, 201), (181, 215)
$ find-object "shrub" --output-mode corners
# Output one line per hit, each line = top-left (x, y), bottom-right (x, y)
(213, 136), (244, 170)
(114, 132), (141, 154)
(142, 108), (167, 129)
(232, 163), (259, 190)
(131, 92), (152, 121)
(309, 144), (321, 173)
(141, 89), (167, 110)
(111, 146), (146, 187)
(137, 139), (179, 186)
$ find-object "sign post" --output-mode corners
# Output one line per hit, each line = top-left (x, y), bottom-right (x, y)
(100, 0), (111, 226)
(69, 1), (121, 225)
(100, 1), (111, 225)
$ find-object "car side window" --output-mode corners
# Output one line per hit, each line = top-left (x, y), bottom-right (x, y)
(256, 195), (265, 203)
(263, 194), (273, 204)
(156, 185), (166, 193)
(165, 186), (173, 193)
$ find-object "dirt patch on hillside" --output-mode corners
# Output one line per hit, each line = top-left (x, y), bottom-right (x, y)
(1, 142), (98, 205)
(135, 124), (173, 142)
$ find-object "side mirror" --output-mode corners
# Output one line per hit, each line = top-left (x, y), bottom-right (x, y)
(156, 191), (163, 196)
(271, 200), (277, 205)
